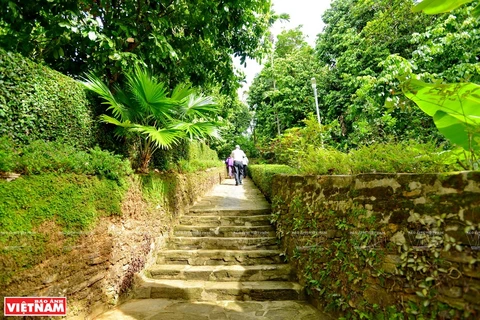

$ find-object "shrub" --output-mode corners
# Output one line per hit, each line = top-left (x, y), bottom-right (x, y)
(297, 146), (352, 175)
(85, 147), (133, 182)
(249, 164), (298, 200)
(349, 141), (453, 174)
(187, 141), (218, 161)
(0, 48), (96, 148)
(0, 138), (132, 181)
(176, 159), (223, 173)
(0, 136), (19, 172)
(152, 140), (219, 171)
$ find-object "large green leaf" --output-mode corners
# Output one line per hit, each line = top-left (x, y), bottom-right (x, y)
(403, 79), (480, 124)
(402, 79), (480, 151)
(433, 110), (479, 150)
(412, 0), (474, 14)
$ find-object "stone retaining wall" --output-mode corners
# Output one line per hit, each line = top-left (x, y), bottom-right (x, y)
(0, 167), (223, 319)
(271, 172), (480, 317)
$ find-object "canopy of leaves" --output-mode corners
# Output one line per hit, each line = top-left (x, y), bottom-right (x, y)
(248, 0), (480, 152)
(0, 0), (274, 94)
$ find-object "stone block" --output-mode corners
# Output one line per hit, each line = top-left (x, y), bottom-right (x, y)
(463, 265), (480, 279)
(438, 286), (463, 298)
(437, 295), (469, 310)
(362, 284), (396, 307)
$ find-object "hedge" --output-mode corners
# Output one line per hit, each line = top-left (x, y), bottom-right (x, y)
(249, 164), (298, 201)
(0, 48), (96, 148)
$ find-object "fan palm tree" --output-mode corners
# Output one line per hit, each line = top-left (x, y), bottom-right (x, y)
(83, 66), (220, 172)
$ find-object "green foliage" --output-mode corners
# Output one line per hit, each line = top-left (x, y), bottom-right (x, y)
(139, 173), (176, 214)
(413, 0), (480, 16)
(249, 164), (298, 200)
(0, 48), (96, 148)
(175, 159), (223, 174)
(0, 138), (132, 181)
(391, 2), (480, 170)
(267, 117), (454, 174)
(209, 89), (254, 160)
(248, 27), (322, 140)
(402, 79), (480, 169)
(187, 141), (218, 162)
(349, 141), (454, 174)
(0, 136), (19, 172)
(0, 0), (274, 94)
(0, 173), (128, 284)
(83, 66), (220, 172)
(249, 0), (480, 151)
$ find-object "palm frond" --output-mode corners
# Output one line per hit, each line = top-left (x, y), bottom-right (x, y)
(99, 115), (134, 128)
(171, 121), (222, 140)
(126, 66), (173, 120)
(130, 124), (185, 149)
(171, 84), (195, 101)
(178, 94), (218, 120)
(81, 73), (129, 121)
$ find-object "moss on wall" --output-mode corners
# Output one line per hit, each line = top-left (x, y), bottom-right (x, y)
(266, 171), (480, 319)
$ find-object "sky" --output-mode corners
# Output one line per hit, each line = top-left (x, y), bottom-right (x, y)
(234, 0), (333, 99)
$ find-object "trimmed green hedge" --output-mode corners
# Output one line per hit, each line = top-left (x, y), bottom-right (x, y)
(0, 48), (96, 147)
(249, 164), (298, 201)
(153, 140), (219, 171)
(187, 140), (218, 161)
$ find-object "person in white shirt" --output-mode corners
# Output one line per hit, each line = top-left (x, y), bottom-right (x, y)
(230, 145), (246, 186)
(242, 156), (249, 178)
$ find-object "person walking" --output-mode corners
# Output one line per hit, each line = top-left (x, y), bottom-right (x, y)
(242, 155), (249, 179)
(230, 145), (246, 186)
(225, 156), (234, 178)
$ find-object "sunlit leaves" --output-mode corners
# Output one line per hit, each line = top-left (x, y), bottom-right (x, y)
(402, 79), (480, 152)
(0, 0), (274, 93)
(413, 0), (479, 16)
(83, 67), (220, 170)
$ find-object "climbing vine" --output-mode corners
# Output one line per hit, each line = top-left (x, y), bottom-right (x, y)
(267, 174), (480, 319)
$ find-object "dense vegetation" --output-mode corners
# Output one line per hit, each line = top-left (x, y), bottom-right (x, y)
(248, 0), (480, 170)
(0, 48), (96, 147)
(0, 0), (273, 95)
(1, 0), (480, 316)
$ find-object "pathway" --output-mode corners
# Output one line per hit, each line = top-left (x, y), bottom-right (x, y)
(95, 178), (332, 319)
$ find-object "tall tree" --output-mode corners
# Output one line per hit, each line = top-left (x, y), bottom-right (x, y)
(314, 0), (440, 147)
(248, 27), (321, 141)
(0, 0), (274, 93)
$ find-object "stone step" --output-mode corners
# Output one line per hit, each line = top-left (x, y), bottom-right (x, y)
(187, 208), (270, 217)
(168, 237), (279, 250)
(157, 249), (286, 266)
(134, 277), (305, 301)
(147, 264), (294, 281)
(179, 215), (272, 227)
(174, 226), (275, 238)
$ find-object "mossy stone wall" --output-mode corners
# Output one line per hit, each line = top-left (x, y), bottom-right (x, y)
(0, 168), (223, 319)
(271, 172), (480, 318)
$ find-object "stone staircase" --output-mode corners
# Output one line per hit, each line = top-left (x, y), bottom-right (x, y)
(133, 179), (305, 302)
